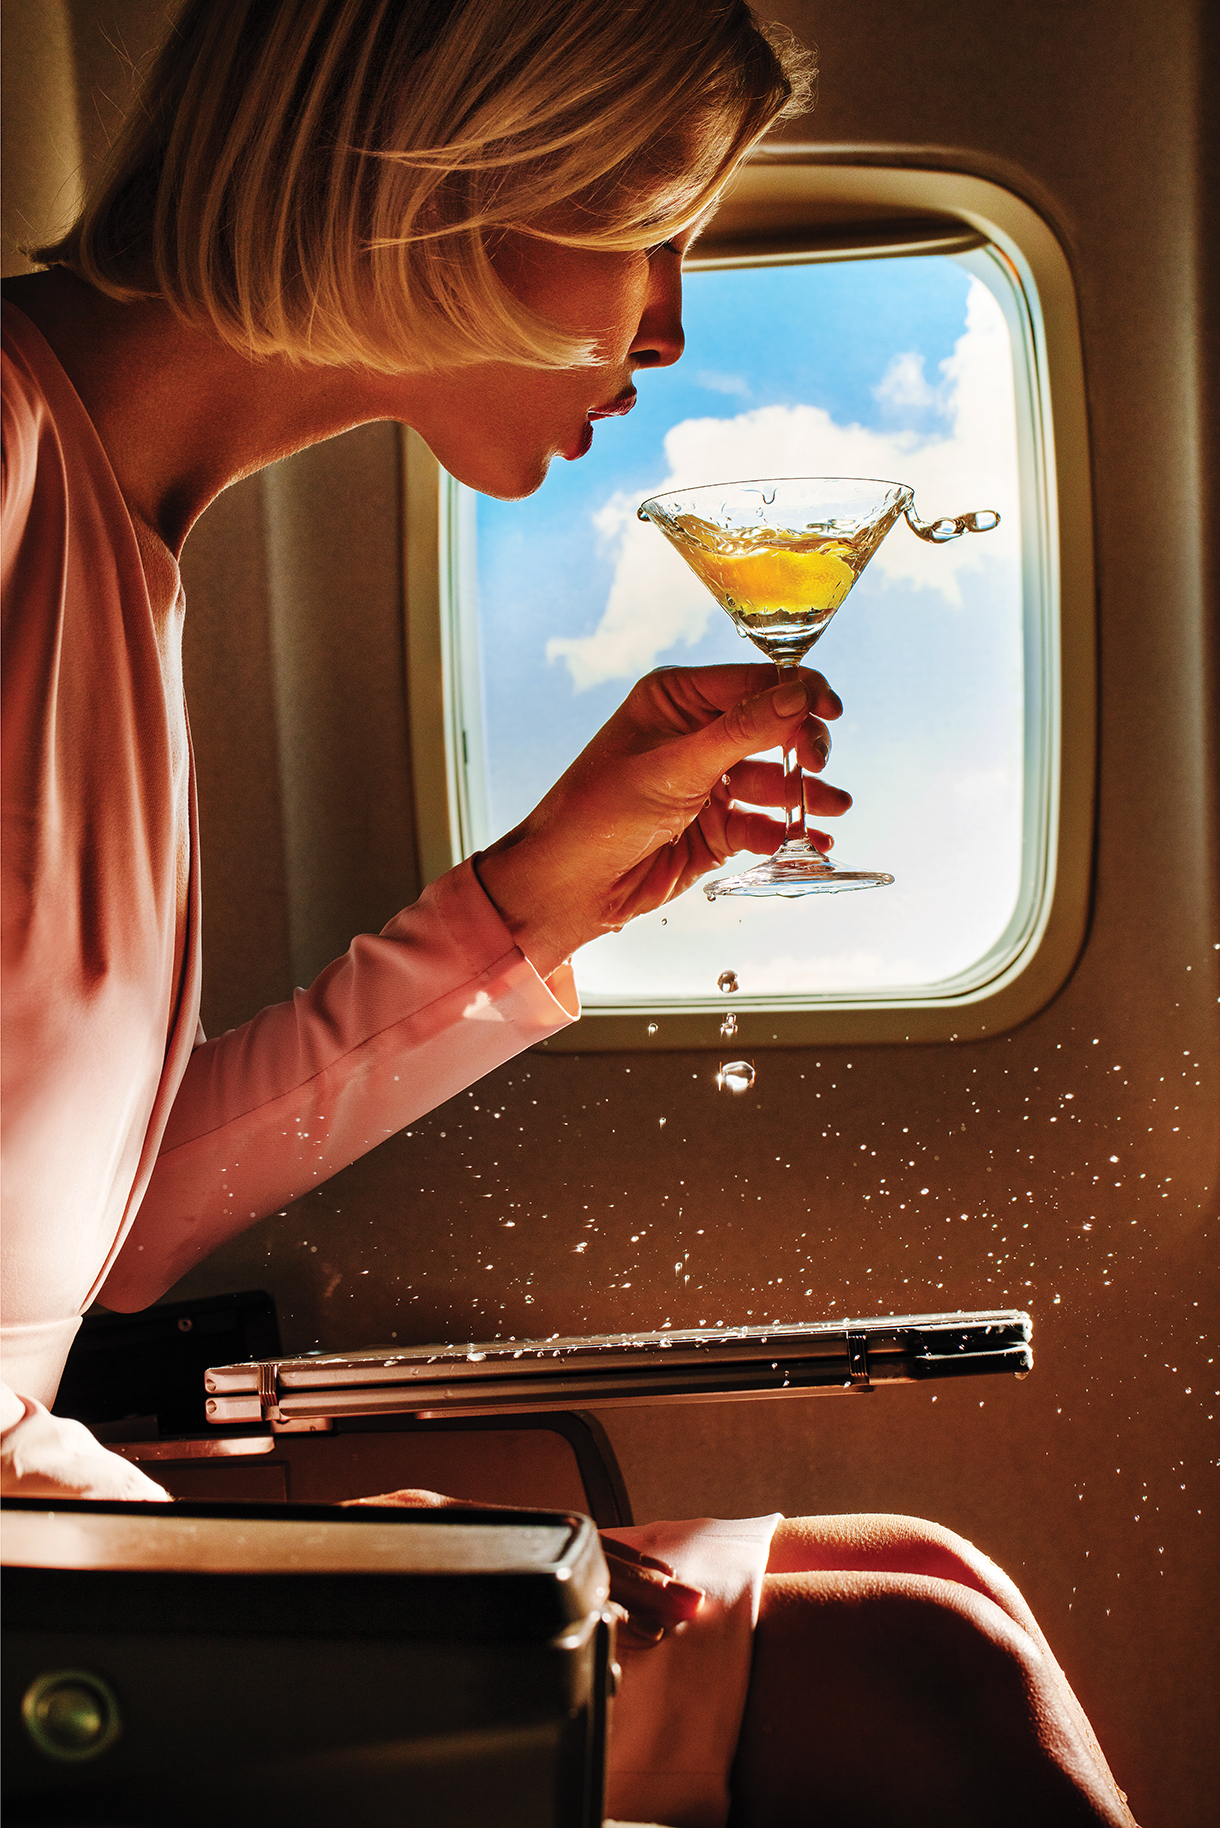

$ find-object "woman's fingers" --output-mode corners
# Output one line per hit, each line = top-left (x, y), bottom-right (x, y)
(621, 667), (839, 803)
(692, 771), (844, 868)
(723, 759), (852, 815)
(803, 778), (852, 817)
(340, 1487), (481, 1507)
(792, 717), (835, 772)
(678, 675), (820, 785)
(719, 805), (835, 858)
(603, 1541), (680, 1578)
(602, 1539), (704, 1647)
(638, 672), (848, 814)
(644, 661), (842, 731)
(476, 661), (855, 971)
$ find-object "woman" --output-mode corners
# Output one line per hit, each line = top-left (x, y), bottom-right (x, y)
(1, 3), (1134, 1823)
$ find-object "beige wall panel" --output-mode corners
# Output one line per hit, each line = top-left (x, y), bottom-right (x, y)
(1, 0), (82, 273)
(257, 425), (419, 992)
(179, 474), (295, 1038)
(1, 0), (177, 273)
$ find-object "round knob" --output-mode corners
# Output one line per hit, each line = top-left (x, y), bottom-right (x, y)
(21, 1670), (121, 1762)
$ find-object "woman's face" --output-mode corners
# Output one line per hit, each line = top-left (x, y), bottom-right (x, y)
(397, 225), (692, 498)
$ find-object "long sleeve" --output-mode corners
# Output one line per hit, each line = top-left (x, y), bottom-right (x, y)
(100, 859), (578, 1310)
(0, 1383), (169, 1501)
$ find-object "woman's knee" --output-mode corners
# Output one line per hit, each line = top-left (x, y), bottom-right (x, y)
(767, 1512), (1039, 1634)
(756, 1565), (1039, 1696)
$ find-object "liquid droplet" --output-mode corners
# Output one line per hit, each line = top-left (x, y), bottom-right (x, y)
(647, 1022), (658, 1036)
(716, 1060), (756, 1094)
(718, 971), (739, 994)
(720, 1013), (738, 1039)
(661, 918), (667, 926)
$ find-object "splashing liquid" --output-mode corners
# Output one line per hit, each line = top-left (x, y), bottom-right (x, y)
(716, 1060), (756, 1094)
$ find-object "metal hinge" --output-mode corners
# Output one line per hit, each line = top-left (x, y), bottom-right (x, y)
(257, 1360), (279, 1419)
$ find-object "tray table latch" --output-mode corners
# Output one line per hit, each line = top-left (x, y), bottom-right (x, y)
(846, 1333), (871, 1385)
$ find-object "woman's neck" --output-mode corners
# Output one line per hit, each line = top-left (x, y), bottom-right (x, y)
(2, 269), (406, 559)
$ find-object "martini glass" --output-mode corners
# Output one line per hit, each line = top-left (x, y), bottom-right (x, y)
(637, 477), (999, 898)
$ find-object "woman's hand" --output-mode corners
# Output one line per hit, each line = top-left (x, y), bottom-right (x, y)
(341, 1489), (703, 1648)
(601, 1537), (704, 1648)
(476, 662), (850, 977)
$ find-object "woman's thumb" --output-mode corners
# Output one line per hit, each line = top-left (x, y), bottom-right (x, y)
(696, 675), (810, 776)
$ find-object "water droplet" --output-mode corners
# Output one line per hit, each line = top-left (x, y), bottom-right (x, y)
(647, 1022), (658, 1036)
(718, 971), (739, 993)
(661, 918), (667, 926)
(720, 1013), (738, 1039)
(716, 1060), (756, 1094)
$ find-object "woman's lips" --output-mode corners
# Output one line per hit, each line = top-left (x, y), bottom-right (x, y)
(588, 388), (637, 421)
(564, 388), (636, 460)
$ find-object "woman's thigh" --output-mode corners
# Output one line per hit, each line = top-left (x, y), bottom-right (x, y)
(727, 1557), (1136, 1828)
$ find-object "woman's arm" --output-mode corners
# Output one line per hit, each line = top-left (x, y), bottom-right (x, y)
(99, 858), (578, 1310)
(100, 663), (844, 1311)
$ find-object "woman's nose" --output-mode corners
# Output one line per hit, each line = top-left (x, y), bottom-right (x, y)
(630, 254), (685, 370)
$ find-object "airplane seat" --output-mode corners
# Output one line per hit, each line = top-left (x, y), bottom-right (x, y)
(1, 1497), (618, 1828)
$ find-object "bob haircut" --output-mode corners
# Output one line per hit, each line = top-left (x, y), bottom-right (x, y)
(35, 0), (813, 373)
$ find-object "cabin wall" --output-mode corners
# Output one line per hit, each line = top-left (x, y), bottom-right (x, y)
(3, 4), (1216, 1824)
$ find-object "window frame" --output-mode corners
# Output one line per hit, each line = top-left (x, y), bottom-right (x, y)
(402, 159), (1096, 1049)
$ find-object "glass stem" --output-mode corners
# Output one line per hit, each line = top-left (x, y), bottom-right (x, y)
(778, 661), (804, 848)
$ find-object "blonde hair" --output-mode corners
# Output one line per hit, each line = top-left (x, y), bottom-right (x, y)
(35, 0), (813, 372)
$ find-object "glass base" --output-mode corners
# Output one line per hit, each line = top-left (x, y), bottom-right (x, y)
(704, 840), (895, 900)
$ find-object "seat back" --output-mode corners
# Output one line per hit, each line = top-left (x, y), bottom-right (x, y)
(2, 1498), (614, 1828)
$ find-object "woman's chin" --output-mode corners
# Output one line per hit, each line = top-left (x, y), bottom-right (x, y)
(428, 440), (554, 501)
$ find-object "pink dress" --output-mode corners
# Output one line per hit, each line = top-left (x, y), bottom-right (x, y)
(0, 306), (577, 1485)
(0, 306), (774, 1827)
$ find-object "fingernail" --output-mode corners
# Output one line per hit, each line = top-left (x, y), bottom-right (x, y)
(812, 736), (829, 766)
(771, 679), (808, 715)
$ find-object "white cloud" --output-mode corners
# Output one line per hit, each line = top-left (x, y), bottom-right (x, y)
(696, 368), (752, 400)
(873, 349), (938, 412)
(547, 279), (1020, 692)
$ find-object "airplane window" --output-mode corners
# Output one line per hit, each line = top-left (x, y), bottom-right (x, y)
(421, 227), (1067, 1043)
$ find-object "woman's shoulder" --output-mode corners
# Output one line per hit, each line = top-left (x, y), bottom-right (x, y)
(2, 301), (51, 515)
(1, 291), (133, 557)
(1, 293), (90, 529)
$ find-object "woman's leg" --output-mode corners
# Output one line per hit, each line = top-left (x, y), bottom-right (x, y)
(727, 1514), (1136, 1828)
